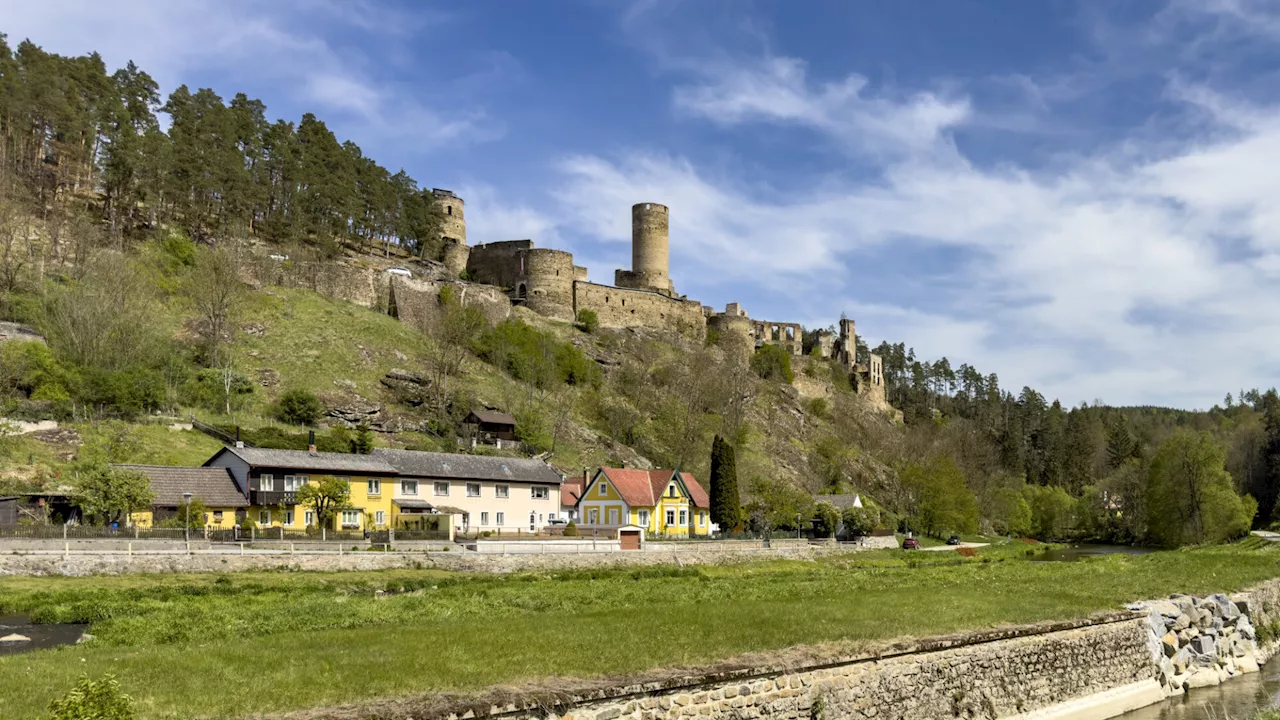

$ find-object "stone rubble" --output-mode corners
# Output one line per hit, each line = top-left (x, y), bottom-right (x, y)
(1133, 592), (1263, 697)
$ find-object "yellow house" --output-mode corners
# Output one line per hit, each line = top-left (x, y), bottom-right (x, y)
(577, 467), (711, 536)
(202, 446), (400, 532)
(116, 465), (249, 529)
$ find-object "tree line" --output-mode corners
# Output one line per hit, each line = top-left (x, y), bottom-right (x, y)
(0, 32), (444, 263)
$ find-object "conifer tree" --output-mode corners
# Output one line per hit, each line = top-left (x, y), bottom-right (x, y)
(709, 434), (741, 532)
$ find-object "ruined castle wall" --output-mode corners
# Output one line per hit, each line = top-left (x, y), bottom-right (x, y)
(240, 257), (379, 308)
(574, 282), (706, 341)
(525, 249), (576, 322)
(752, 320), (804, 356)
(573, 265), (589, 282)
(442, 242), (470, 278)
(466, 241), (533, 290)
(388, 277), (512, 330)
(816, 331), (835, 359)
(708, 314), (754, 365)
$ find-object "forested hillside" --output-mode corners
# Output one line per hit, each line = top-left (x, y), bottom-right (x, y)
(0, 31), (1272, 548)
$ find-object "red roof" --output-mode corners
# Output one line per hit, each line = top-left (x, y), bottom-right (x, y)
(561, 479), (584, 507)
(597, 468), (708, 508)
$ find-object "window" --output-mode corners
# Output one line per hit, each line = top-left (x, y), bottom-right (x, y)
(666, 510), (675, 526)
(481, 512), (489, 525)
(531, 486), (548, 499)
(598, 481), (609, 496)
(284, 475), (307, 491)
(213, 511), (224, 524)
(679, 510), (687, 525)
(495, 485), (509, 498)
(467, 483), (481, 497)
(259, 510), (271, 525)
(548, 512), (556, 522)
(375, 510), (386, 526)
(608, 508), (619, 525)
(367, 479), (381, 496)
(668, 484), (678, 498)
(305, 511), (315, 527)
(260, 474), (274, 491)
(285, 510), (295, 526)
(341, 510), (360, 527)
(434, 482), (449, 496)
(638, 510), (650, 527)
(699, 512), (706, 526)
(496, 512), (505, 526)
(401, 480), (418, 496)
(588, 509), (599, 524)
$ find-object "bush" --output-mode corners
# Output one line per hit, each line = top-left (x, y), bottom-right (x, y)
(275, 389), (324, 426)
(813, 501), (840, 538)
(575, 308), (599, 334)
(807, 397), (829, 419)
(751, 344), (794, 384)
(841, 504), (879, 537)
(474, 318), (601, 389)
(563, 520), (578, 537)
(47, 674), (136, 720)
(157, 498), (208, 530)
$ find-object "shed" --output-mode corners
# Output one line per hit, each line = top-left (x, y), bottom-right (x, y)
(0, 496), (16, 527)
(463, 410), (517, 444)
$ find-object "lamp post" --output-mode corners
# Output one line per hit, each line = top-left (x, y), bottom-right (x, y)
(183, 492), (193, 543)
(796, 513), (801, 541)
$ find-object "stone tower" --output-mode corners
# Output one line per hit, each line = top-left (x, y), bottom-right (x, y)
(433, 188), (468, 276)
(615, 202), (674, 294)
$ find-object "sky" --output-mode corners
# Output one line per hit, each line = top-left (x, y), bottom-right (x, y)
(6, 0), (1280, 410)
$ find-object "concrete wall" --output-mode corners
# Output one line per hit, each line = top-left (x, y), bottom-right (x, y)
(575, 282), (706, 341)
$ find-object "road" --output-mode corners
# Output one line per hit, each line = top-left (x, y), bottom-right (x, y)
(921, 541), (989, 552)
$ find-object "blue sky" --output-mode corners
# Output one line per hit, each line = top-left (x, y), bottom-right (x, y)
(9, 0), (1280, 410)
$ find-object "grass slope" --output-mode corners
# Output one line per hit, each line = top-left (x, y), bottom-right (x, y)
(2, 543), (1279, 719)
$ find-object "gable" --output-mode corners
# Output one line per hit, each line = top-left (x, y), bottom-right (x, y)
(582, 469), (627, 505)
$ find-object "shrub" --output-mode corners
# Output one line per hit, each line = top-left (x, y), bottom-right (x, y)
(841, 504), (879, 537)
(808, 397), (829, 419)
(751, 344), (794, 384)
(157, 497), (208, 530)
(275, 389), (324, 426)
(47, 674), (136, 720)
(813, 501), (840, 538)
(563, 520), (578, 537)
(575, 308), (599, 334)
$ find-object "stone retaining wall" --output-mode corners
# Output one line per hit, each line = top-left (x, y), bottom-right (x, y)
(0, 543), (868, 577)
(285, 582), (1280, 720)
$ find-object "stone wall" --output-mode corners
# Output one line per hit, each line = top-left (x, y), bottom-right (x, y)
(241, 257), (380, 308)
(525, 249), (576, 321)
(707, 314), (754, 364)
(466, 240), (533, 290)
(574, 282), (706, 341)
(443, 242), (471, 277)
(387, 277), (513, 329)
(752, 320), (804, 356)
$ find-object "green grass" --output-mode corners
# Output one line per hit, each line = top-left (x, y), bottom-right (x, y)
(2, 543), (1280, 719)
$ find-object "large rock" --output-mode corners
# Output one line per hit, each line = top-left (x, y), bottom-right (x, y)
(1161, 632), (1179, 657)
(1172, 614), (1192, 631)
(1185, 668), (1222, 689)
(1190, 635), (1217, 656)
(1238, 655), (1261, 674)
(1238, 616), (1256, 640)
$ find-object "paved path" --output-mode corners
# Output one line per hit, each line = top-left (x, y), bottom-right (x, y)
(921, 542), (989, 552)
(1251, 530), (1280, 541)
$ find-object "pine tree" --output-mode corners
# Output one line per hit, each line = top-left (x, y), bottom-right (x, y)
(1104, 414), (1138, 470)
(709, 435), (741, 532)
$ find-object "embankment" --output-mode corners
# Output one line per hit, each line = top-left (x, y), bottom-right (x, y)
(277, 581), (1280, 720)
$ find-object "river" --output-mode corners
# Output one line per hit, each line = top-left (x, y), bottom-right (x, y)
(1115, 655), (1280, 719)
(0, 615), (87, 656)
(1033, 543), (1159, 562)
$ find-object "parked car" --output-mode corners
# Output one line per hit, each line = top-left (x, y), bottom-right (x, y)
(902, 537), (920, 550)
(547, 518), (568, 526)
(946, 535), (961, 545)
(386, 267), (412, 277)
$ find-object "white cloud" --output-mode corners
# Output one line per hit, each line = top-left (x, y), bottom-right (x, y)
(1, 0), (501, 151)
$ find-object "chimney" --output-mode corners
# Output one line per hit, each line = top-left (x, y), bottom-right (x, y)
(234, 426), (244, 449)
(308, 430), (317, 454)
(583, 468), (589, 485)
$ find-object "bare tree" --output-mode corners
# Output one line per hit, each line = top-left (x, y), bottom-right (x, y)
(187, 244), (245, 365)
(423, 287), (485, 416)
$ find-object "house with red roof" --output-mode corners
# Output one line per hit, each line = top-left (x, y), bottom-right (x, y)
(575, 467), (711, 536)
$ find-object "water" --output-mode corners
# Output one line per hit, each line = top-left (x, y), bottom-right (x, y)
(1034, 544), (1158, 562)
(1116, 656), (1280, 719)
(0, 615), (87, 656)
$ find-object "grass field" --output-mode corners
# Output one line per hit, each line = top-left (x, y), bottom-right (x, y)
(2, 543), (1280, 719)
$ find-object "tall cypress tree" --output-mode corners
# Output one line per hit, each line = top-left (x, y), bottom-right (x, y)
(709, 434), (741, 532)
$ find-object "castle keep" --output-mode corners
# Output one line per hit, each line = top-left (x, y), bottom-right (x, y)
(436, 194), (886, 405)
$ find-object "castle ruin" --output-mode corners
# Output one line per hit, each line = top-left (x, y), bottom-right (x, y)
(434, 193), (887, 407)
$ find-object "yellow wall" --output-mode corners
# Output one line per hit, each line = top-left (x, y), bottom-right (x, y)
(578, 470), (627, 527)
(579, 470), (709, 535)
(130, 507), (243, 529)
(249, 475), (395, 531)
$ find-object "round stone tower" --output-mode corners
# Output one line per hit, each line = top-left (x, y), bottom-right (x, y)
(631, 202), (670, 291)
(433, 188), (467, 246)
(524, 248), (576, 322)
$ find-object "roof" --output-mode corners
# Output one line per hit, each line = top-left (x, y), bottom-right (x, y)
(113, 465), (249, 508)
(393, 499), (434, 510)
(210, 446), (398, 474)
(814, 494), (864, 509)
(561, 479), (584, 507)
(596, 468), (709, 509)
(466, 410), (516, 426)
(372, 449), (563, 484)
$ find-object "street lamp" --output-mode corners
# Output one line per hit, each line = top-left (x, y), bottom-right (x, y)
(796, 513), (801, 541)
(183, 492), (194, 542)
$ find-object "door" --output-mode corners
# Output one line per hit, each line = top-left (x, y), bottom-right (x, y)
(608, 508), (619, 526)
(620, 530), (641, 550)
